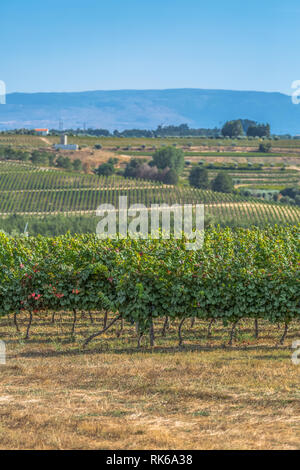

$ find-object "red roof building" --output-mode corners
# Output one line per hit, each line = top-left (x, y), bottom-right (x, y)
(34, 128), (49, 135)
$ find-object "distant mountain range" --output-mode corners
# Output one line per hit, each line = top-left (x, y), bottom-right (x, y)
(0, 88), (300, 134)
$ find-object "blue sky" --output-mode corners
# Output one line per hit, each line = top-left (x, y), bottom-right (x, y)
(1, 0), (299, 94)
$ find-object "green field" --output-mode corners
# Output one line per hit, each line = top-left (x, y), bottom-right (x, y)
(0, 135), (298, 233)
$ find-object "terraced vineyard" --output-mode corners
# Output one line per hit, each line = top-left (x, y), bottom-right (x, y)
(0, 163), (299, 226)
(209, 169), (300, 187)
(0, 167), (248, 213)
(207, 201), (300, 225)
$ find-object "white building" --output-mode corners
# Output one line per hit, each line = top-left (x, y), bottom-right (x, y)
(54, 134), (78, 151)
(54, 144), (79, 151)
(35, 128), (49, 136)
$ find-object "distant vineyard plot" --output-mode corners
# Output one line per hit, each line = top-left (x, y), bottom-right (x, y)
(0, 163), (299, 226)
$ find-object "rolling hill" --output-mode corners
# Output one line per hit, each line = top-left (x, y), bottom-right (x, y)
(0, 88), (300, 134)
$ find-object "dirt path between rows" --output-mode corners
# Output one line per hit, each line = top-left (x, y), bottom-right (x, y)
(39, 137), (52, 146)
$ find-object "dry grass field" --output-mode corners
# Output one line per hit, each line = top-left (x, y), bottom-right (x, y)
(0, 312), (299, 450)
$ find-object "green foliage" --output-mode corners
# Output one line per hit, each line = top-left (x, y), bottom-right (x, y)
(189, 166), (209, 189)
(56, 155), (73, 170)
(279, 187), (300, 206)
(247, 123), (270, 138)
(31, 151), (50, 166)
(0, 226), (298, 334)
(211, 172), (234, 193)
(73, 159), (82, 171)
(221, 120), (244, 138)
(152, 146), (185, 175)
(124, 158), (143, 178)
(259, 143), (272, 153)
(48, 154), (56, 166)
(111, 124), (221, 138)
(280, 187), (300, 201)
(94, 161), (115, 176)
(124, 157), (178, 184)
(162, 168), (179, 185)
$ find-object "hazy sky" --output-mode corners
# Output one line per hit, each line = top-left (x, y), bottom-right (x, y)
(1, 0), (300, 94)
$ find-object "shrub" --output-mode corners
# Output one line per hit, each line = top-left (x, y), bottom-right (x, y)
(152, 146), (184, 175)
(259, 143), (272, 153)
(94, 162), (115, 176)
(211, 172), (234, 193)
(189, 166), (209, 189)
(162, 168), (178, 185)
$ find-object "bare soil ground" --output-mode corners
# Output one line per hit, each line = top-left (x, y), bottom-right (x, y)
(55, 148), (131, 170)
(0, 312), (299, 450)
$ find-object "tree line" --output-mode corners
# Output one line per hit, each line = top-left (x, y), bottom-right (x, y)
(221, 119), (270, 138)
